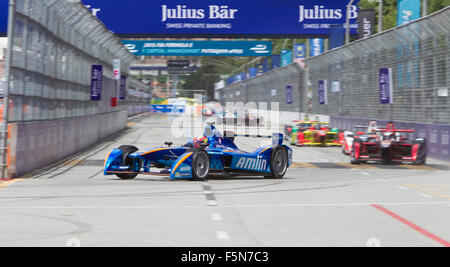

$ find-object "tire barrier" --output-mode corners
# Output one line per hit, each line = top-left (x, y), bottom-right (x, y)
(7, 110), (128, 178)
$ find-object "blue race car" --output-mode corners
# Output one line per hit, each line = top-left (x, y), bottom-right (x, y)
(104, 123), (292, 180)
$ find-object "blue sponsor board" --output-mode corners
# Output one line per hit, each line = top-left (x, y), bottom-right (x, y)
(286, 85), (293, 105)
(90, 65), (103, 101)
(120, 75), (127, 100)
(294, 44), (306, 59)
(281, 50), (293, 66)
(271, 54), (281, 69)
(397, 0), (421, 26)
(318, 80), (328, 105)
(151, 105), (186, 113)
(249, 67), (257, 78)
(74, 0), (360, 37)
(329, 25), (345, 49)
(122, 40), (272, 57)
(379, 68), (393, 104)
(310, 38), (324, 57)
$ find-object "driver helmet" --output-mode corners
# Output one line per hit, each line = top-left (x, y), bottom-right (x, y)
(368, 120), (378, 133)
(193, 136), (208, 148)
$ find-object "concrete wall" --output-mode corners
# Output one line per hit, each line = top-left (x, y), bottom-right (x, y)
(7, 110), (128, 178)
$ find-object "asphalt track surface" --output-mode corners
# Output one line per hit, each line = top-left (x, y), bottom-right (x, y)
(1, 113), (450, 247)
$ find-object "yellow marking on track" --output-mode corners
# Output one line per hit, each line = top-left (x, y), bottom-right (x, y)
(61, 159), (85, 167)
(399, 165), (438, 171)
(403, 184), (450, 201)
(0, 179), (24, 190)
(290, 162), (318, 169)
(127, 122), (137, 127)
(335, 163), (379, 170)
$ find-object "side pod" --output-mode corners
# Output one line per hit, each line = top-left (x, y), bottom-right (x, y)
(170, 152), (195, 179)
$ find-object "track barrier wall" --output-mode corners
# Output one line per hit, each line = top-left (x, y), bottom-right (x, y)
(8, 110), (128, 178)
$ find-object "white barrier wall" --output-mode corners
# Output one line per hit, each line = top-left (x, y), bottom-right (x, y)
(7, 110), (128, 178)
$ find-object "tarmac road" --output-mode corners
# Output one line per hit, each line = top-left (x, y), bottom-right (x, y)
(0, 113), (450, 247)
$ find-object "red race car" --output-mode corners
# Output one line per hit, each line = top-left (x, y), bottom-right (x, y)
(351, 122), (427, 165)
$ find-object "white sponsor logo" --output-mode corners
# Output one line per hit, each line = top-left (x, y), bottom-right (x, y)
(250, 45), (270, 54)
(84, 5), (101, 17)
(180, 166), (191, 172)
(236, 157), (267, 171)
(162, 5), (238, 22)
(124, 44), (138, 53)
(298, 5), (357, 23)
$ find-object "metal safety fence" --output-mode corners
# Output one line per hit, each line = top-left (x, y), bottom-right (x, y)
(219, 64), (306, 114)
(306, 7), (450, 124)
(5, 0), (136, 122)
(1, 0), (151, 177)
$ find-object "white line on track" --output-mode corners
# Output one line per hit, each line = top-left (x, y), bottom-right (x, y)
(2, 202), (450, 209)
(377, 178), (388, 182)
(212, 213), (223, 222)
(217, 231), (229, 240)
(204, 190), (213, 195)
(397, 185), (408, 190)
(207, 200), (218, 206)
(420, 193), (433, 199)
(361, 172), (371, 176)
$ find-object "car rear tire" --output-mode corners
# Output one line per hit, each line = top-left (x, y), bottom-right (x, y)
(351, 139), (361, 164)
(116, 145), (139, 180)
(192, 149), (210, 180)
(266, 146), (288, 179)
(413, 139), (427, 165)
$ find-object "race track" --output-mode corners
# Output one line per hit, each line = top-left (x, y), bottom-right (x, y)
(1, 114), (450, 247)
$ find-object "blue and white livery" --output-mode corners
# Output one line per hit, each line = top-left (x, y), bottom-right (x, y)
(104, 124), (292, 180)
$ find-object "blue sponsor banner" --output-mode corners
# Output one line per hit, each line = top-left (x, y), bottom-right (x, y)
(72, 0), (360, 37)
(90, 65), (103, 101)
(379, 68), (394, 104)
(256, 64), (265, 76)
(249, 67), (257, 78)
(151, 105), (185, 113)
(286, 85), (293, 105)
(310, 38), (324, 57)
(271, 54), (281, 69)
(294, 44), (306, 59)
(262, 58), (269, 72)
(329, 25), (345, 50)
(318, 80), (328, 105)
(281, 50), (292, 66)
(123, 40), (271, 57)
(397, 0), (421, 26)
(120, 75), (127, 100)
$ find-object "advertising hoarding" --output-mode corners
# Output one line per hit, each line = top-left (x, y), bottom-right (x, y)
(357, 9), (376, 39)
(397, 0), (421, 26)
(379, 68), (394, 104)
(75, 0), (360, 37)
(318, 80), (328, 105)
(123, 40), (272, 56)
(90, 65), (103, 101)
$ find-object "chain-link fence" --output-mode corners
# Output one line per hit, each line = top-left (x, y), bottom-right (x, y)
(220, 64), (306, 113)
(306, 7), (450, 124)
(5, 0), (137, 122)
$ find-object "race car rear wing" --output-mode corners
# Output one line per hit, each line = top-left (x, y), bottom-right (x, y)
(229, 132), (284, 146)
